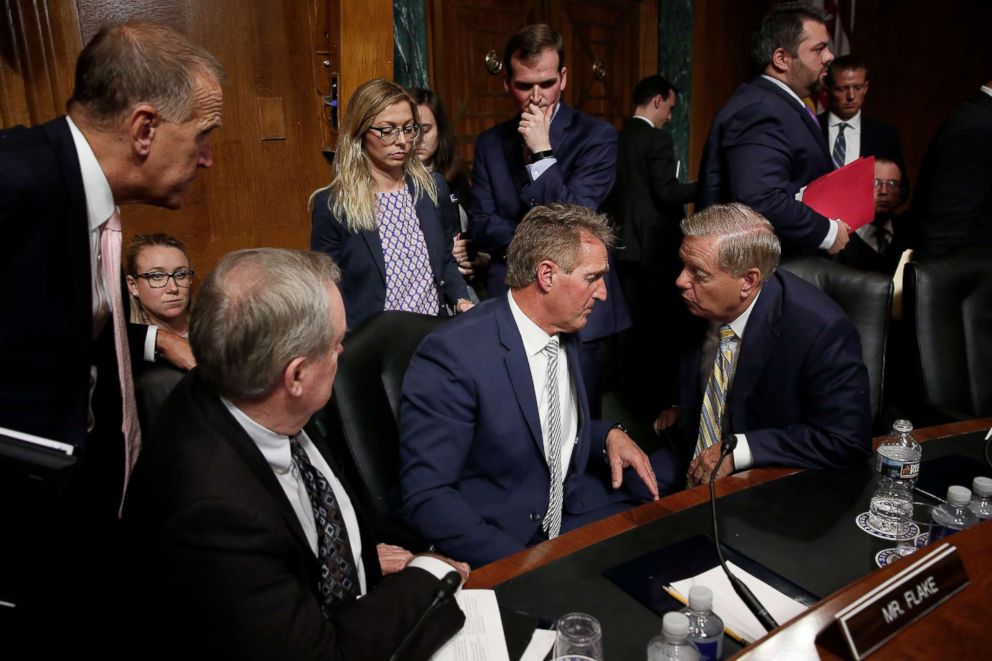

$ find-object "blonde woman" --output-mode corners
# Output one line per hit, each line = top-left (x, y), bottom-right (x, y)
(125, 233), (193, 337)
(311, 79), (471, 330)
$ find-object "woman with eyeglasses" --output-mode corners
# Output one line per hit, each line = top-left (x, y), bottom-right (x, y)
(125, 233), (194, 337)
(311, 79), (472, 330)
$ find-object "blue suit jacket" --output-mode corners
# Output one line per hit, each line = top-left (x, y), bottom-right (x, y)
(310, 173), (469, 330)
(658, 270), (872, 490)
(469, 102), (629, 341)
(399, 295), (630, 566)
(698, 77), (834, 253)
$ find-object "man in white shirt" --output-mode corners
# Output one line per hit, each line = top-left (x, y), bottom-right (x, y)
(123, 248), (467, 660)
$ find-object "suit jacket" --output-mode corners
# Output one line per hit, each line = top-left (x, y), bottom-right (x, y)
(660, 270), (871, 487)
(399, 296), (634, 567)
(835, 213), (910, 275)
(698, 77), (834, 253)
(610, 117), (697, 269)
(469, 102), (630, 341)
(122, 372), (464, 660)
(311, 173), (469, 330)
(912, 90), (992, 259)
(817, 111), (904, 165)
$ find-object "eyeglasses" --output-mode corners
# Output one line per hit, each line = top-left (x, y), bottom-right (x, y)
(134, 268), (195, 288)
(367, 124), (421, 144)
(873, 178), (902, 190)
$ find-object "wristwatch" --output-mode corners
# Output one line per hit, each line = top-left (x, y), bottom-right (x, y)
(531, 149), (555, 161)
(604, 423), (629, 461)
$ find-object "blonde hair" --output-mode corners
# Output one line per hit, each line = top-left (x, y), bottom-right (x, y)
(313, 79), (437, 233)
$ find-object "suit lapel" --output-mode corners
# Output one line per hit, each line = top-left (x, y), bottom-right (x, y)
(359, 229), (387, 283)
(754, 77), (831, 162)
(495, 297), (544, 454)
(500, 119), (530, 192)
(550, 101), (575, 151)
(411, 177), (443, 279)
(562, 333), (586, 473)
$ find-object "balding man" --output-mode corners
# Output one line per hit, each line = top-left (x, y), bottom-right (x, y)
(123, 249), (465, 660)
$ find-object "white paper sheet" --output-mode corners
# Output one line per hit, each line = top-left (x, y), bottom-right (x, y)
(669, 561), (809, 643)
(519, 628), (556, 661)
(431, 589), (511, 661)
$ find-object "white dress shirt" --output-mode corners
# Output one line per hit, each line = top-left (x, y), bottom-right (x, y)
(633, 114), (655, 128)
(508, 291), (578, 480)
(698, 292), (761, 470)
(826, 110), (862, 167)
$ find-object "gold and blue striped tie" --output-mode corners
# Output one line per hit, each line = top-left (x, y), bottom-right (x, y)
(695, 324), (736, 457)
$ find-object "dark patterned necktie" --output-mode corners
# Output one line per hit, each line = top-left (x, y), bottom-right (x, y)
(290, 436), (360, 618)
(833, 122), (849, 168)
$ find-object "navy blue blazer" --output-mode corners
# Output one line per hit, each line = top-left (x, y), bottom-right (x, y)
(469, 102), (630, 341)
(698, 77), (834, 253)
(658, 270), (872, 490)
(399, 295), (632, 567)
(310, 173), (469, 330)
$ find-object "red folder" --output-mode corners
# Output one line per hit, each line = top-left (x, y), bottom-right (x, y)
(801, 156), (875, 230)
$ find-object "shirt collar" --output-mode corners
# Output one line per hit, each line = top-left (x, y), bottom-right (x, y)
(508, 290), (555, 357)
(828, 110), (862, 130)
(724, 289), (762, 339)
(222, 398), (295, 475)
(981, 85), (992, 99)
(633, 114), (655, 128)
(761, 74), (806, 109)
(66, 116), (115, 230)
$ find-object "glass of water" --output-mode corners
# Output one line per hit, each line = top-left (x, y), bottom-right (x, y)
(895, 502), (934, 557)
(554, 612), (603, 661)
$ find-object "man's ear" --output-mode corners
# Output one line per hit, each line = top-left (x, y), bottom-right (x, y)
(740, 268), (763, 298)
(770, 47), (792, 74)
(283, 356), (308, 398)
(536, 260), (557, 293)
(127, 103), (160, 159)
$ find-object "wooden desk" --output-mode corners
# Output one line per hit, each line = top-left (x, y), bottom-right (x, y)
(467, 418), (992, 659)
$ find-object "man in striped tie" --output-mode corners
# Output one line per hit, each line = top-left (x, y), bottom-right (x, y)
(654, 203), (872, 490)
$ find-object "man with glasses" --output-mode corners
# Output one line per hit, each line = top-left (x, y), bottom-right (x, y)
(836, 158), (911, 274)
(469, 23), (630, 417)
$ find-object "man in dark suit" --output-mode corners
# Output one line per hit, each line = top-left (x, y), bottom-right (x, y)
(912, 79), (992, 259)
(836, 157), (911, 274)
(698, 3), (851, 256)
(401, 205), (659, 567)
(819, 55), (904, 169)
(0, 21), (225, 647)
(654, 203), (872, 491)
(123, 249), (465, 660)
(611, 74), (697, 416)
(470, 23), (630, 416)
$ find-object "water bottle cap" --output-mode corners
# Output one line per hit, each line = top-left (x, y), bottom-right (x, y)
(688, 585), (714, 611)
(972, 477), (992, 497)
(947, 485), (972, 506)
(663, 612), (690, 638)
(892, 419), (913, 433)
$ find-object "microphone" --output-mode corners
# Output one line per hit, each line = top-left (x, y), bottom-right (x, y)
(389, 570), (462, 661)
(709, 435), (779, 633)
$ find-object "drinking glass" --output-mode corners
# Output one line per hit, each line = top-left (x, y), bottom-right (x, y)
(554, 612), (603, 661)
(895, 501), (934, 557)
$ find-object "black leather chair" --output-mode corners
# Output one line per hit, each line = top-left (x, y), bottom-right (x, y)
(904, 246), (992, 420)
(779, 256), (893, 423)
(319, 311), (448, 549)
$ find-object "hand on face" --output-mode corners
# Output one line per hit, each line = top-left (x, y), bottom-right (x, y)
(519, 102), (554, 153)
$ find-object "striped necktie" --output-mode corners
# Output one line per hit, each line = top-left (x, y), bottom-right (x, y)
(833, 122), (849, 168)
(696, 324), (737, 456)
(541, 336), (564, 539)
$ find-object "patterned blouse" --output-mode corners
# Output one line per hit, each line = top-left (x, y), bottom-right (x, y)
(376, 187), (440, 315)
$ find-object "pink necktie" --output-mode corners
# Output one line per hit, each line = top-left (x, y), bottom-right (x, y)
(99, 209), (142, 514)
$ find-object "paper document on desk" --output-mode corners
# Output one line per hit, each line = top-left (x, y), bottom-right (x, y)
(430, 589), (511, 661)
(669, 562), (809, 643)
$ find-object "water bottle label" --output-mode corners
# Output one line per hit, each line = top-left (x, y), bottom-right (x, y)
(692, 639), (721, 660)
(874, 454), (919, 479)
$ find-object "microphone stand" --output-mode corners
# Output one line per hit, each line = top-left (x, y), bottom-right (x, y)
(709, 436), (779, 633)
(389, 571), (462, 661)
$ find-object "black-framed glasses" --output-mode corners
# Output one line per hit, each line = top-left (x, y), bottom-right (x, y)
(134, 268), (195, 288)
(367, 124), (421, 144)
(873, 178), (902, 190)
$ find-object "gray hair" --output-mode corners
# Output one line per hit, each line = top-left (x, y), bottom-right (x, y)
(506, 204), (614, 288)
(69, 21), (226, 126)
(190, 249), (342, 400)
(681, 203), (781, 283)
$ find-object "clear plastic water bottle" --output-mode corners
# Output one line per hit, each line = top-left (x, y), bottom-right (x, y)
(868, 419), (921, 536)
(679, 586), (724, 660)
(969, 477), (992, 521)
(930, 486), (980, 542)
(647, 612), (701, 661)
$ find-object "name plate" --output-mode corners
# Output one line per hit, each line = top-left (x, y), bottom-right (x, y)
(818, 543), (969, 659)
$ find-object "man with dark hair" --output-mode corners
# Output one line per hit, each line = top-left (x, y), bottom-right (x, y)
(836, 157), (911, 274)
(470, 23), (629, 417)
(401, 204), (659, 567)
(610, 74), (696, 416)
(698, 2), (851, 256)
(654, 203), (872, 490)
(912, 77), (992, 259)
(0, 21), (225, 647)
(819, 54), (903, 168)
(123, 248), (466, 660)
